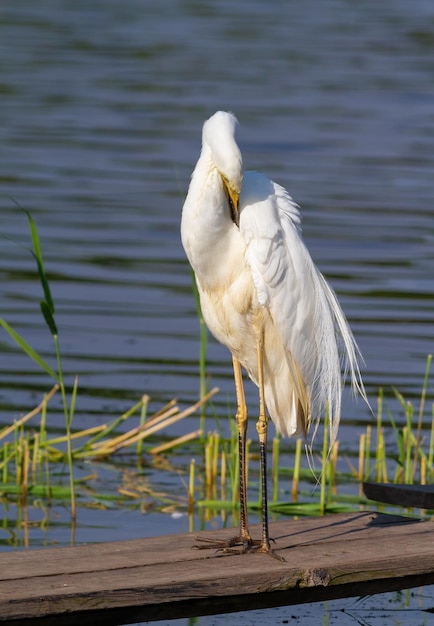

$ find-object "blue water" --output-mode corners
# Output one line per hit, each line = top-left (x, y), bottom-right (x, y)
(1, 1), (434, 623)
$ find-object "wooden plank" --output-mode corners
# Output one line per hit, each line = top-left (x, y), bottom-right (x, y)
(363, 482), (434, 509)
(0, 512), (433, 625)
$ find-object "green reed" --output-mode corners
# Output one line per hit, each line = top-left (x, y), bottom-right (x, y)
(2, 212), (433, 543)
(1, 353), (433, 544)
(0, 210), (217, 529)
(0, 384), (213, 540)
(362, 353), (434, 486)
(191, 355), (433, 522)
(1, 211), (77, 520)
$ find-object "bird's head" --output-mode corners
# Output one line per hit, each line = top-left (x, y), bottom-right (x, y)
(202, 111), (243, 227)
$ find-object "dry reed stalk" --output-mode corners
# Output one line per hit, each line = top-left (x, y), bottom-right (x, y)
(358, 433), (365, 497)
(205, 438), (212, 498)
(89, 406), (180, 453)
(420, 455), (426, 485)
(21, 438), (29, 505)
(188, 458), (195, 513)
(272, 435), (280, 502)
(118, 488), (140, 498)
(149, 429), (202, 454)
(0, 384), (59, 441)
(136, 406), (182, 437)
(364, 425), (371, 480)
(31, 433), (40, 483)
(45, 425), (107, 447)
(291, 437), (302, 502)
(144, 398), (177, 423)
(220, 449), (227, 502)
(91, 387), (219, 456)
(412, 354), (432, 481)
(212, 433), (219, 500)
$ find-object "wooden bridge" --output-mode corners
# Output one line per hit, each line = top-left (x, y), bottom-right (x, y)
(0, 506), (433, 625)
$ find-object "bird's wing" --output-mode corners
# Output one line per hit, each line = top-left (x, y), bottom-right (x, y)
(239, 171), (363, 444)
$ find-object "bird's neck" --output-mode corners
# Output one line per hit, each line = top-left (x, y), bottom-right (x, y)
(181, 149), (241, 290)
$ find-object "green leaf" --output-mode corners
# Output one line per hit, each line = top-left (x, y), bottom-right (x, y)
(40, 300), (58, 336)
(25, 211), (55, 316)
(25, 210), (43, 263)
(69, 375), (79, 428)
(33, 253), (55, 316)
(0, 318), (58, 381)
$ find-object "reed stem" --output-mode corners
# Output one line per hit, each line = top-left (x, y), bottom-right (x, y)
(292, 438), (302, 502)
(412, 353), (432, 481)
(320, 415), (329, 515)
(272, 435), (280, 503)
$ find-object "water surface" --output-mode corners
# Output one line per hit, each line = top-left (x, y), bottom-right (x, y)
(1, 1), (433, 622)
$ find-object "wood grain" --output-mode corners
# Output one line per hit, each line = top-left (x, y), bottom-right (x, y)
(0, 512), (433, 625)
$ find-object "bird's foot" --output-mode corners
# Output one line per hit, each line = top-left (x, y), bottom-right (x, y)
(193, 535), (285, 561)
(193, 533), (260, 556)
(250, 540), (286, 562)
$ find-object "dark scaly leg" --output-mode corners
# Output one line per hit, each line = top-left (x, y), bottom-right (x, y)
(194, 356), (259, 554)
(254, 330), (285, 561)
(232, 355), (255, 548)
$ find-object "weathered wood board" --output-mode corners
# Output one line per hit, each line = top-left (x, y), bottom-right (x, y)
(0, 512), (433, 625)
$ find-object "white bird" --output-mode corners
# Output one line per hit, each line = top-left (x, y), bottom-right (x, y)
(181, 111), (366, 560)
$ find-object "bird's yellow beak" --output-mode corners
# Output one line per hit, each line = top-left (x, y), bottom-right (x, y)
(222, 178), (240, 227)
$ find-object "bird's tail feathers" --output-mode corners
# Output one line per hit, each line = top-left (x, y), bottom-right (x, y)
(320, 274), (369, 405)
(308, 271), (369, 453)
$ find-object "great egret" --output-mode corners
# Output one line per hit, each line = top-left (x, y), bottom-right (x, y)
(181, 111), (365, 560)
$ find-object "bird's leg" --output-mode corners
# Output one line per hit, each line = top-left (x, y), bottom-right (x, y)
(194, 357), (258, 554)
(232, 356), (256, 547)
(254, 332), (285, 562)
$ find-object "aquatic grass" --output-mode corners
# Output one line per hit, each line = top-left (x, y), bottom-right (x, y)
(136, 397), (149, 458)
(429, 403), (434, 473)
(193, 430), (362, 521)
(0, 385), (59, 444)
(4, 363), (431, 535)
(291, 438), (302, 501)
(413, 353), (432, 479)
(2, 212), (433, 541)
(2, 388), (215, 464)
(362, 354), (434, 487)
(81, 388), (217, 459)
(319, 410), (329, 514)
(0, 382), (217, 533)
(191, 356), (434, 522)
(271, 433), (280, 502)
(185, 230), (433, 522)
(0, 210), (219, 528)
(0, 211), (77, 519)
(375, 389), (388, 483)
(0, 319), (57, 380)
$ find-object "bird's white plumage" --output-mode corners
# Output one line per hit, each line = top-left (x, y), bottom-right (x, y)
(181, 111), (365, 444)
